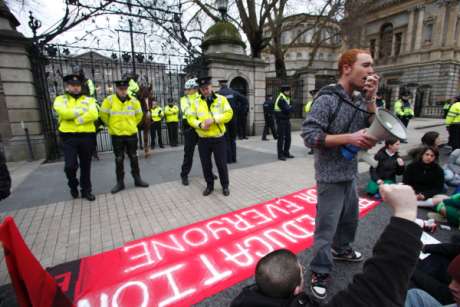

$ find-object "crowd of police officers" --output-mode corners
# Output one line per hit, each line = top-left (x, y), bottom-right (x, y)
(52, 71), (275, 200)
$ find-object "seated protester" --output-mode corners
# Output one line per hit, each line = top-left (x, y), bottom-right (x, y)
(408, 131), (441, 161)
(231, 184), (423, 307)
(0, 149), (11, 202)
(405, 254), (460, 307)
(444, 149), (460, 187)
(366, 137), (405, 196)
(410, 242), (460, 305)
(403, 146), (445, 203)
(425, 193), (460, 229)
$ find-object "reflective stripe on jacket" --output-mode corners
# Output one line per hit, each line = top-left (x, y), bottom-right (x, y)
(100, 94), (143, 136)
(53, 94), (98, 133)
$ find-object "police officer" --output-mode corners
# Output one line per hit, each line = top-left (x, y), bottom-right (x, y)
(187, 77), (233, 196)
(262, 94), (277, 141)
(53, 74), (98, 201)
(446, 95), (460, 150)
(274, 84), (294, 161)
(100, 79), (149, 194)
(304, 89), (318, 155)
(393, 92), (414, 128)
(218, 79), (242, 163)
(165, 98), (179, 146)
(150, 99), (164, 149)
(444, 98), (454, 119)
(180, 78), (200, 185)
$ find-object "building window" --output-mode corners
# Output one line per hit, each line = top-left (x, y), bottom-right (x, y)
(423, 22), (433, 43)
(379, 23), (394, 59)
(370, 39), (376, 58)
(394, 32), (402, 56)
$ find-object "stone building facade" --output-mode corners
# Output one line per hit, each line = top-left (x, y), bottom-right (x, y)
(355, 0), (460, 117)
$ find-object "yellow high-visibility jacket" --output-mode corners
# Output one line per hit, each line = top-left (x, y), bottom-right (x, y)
(53, 94), (98, 133)
(446, 102), (460, 125)
(180, 92), (199, 119)
(187, 93), (233, 138)
(99, 94), (143, 136)
(165, 105), (179, 123)
(394, 99), (414, 117)
(304, 100), (313, 113)
(128, 79), (140, 98)
(151, 106), (163, 122)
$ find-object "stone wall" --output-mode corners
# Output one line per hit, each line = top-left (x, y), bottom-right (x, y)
(0, 8), (46, 161)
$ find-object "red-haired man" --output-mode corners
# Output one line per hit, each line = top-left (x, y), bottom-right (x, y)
(301, 49), (379, 299)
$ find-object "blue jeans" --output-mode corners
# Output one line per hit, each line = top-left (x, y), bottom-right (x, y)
(405, 289), (442, 307)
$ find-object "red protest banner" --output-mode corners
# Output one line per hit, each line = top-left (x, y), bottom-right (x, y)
(1, 187), (380, 307)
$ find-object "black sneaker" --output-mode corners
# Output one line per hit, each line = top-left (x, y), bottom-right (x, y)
(332, 248), (363, 262)
(310, 272), (329, 300)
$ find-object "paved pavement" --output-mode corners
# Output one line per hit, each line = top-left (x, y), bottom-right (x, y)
(0, 117), (457, 306)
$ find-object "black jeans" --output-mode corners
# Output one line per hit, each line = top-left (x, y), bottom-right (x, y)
(61, 133), (95, 193)
(198, 136), (229, 188)
(225, 118), (238, 163)
(180, 121), (198, 178)
(150, 121), (163, 148)
(167, 122), (179, 146)
(111, 134), (140, 180)
(262, 113), (277, 139)
(276, 118), (291, 157)
(238, 112), (248, 138)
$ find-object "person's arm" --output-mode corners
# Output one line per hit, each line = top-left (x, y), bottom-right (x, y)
(99, 97), (111, 126)
(213, 97), (233, 124)
(411, 269), (454, 305)
(325, 184), (422, 307)
(134, 100), (143, 125)
(402, 164), (415, 186)
(53, 96), (83, 120)
(74, 98), (98, 125)
(421, 166), (445, 199)
(301, 95), (376, 150)
(423, 243), (460, 258)
(186, 102), (201, 129)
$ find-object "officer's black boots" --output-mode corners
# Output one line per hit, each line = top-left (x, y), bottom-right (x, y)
(131, 157), (149, 188)
(223, 187), (230, 196)
(82, 191), (96, 201)
(181, 177), (189, 186)
(203, 186), (213, 196)
(70, 188), (79, 199)
(111, 160), (125, 194)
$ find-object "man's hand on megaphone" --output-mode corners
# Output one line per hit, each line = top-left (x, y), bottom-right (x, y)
(364, 74), (380, 100)
(348, 129), (377, 149)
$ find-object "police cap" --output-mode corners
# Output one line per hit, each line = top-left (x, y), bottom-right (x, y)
(63, 74), (83, 85)
(114, 80), (129, 87)
(197, 76), (212, 87)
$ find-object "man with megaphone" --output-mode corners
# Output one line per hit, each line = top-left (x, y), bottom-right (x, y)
(301, 49), (407, 300)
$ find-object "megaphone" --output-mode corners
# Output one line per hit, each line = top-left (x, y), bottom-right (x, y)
(341, 108), (407, 167)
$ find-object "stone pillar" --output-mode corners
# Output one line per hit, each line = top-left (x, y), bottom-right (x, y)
(414, 6), (425, 50)
(0, 4), (46, 161)
(436, 3), (448, 47)
(405, 8), (415, 52)
(445, 3), (459, 47)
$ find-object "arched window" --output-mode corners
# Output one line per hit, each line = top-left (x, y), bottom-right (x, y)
(379, 23), (393, 59)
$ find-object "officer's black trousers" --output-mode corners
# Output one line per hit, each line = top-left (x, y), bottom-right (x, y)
(180, 121), (198, 178)
(397, 116), (411, 128)
(225, 118), (238, 163)
(276, 118), (291, 158)
(112, 135), (140, 181)
(61, 133), (95, 193)
(448, 124), (460, 150)
(262, 113), (277, 139)
(150, 121), (163, 148)
(167, 122), (179, 146)
(237, 112), (248, 138)
(198, 136), (229, 188)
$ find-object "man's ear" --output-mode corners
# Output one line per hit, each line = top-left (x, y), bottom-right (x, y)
(293, 285), (303, 295)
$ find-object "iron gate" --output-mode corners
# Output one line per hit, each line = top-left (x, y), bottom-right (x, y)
(32, 44), (192, 159)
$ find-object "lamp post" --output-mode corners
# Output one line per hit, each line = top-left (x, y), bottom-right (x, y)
(216, 0), (228, 20)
